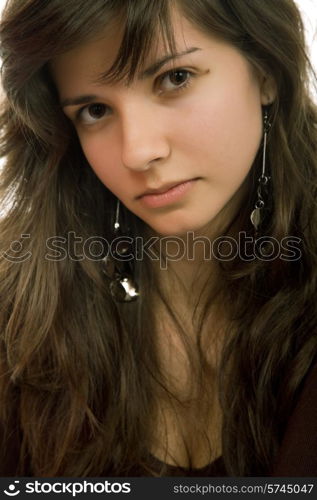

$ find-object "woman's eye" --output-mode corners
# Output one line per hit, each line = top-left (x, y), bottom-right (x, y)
(76, 103), (109, 124)
(74, 69), (193, 125)
(158, 69), (193, 93)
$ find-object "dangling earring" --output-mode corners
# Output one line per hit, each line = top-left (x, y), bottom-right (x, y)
(103, 198), (140, 302)
(250, 108), (272, 239)
(114, 197), (121, 231)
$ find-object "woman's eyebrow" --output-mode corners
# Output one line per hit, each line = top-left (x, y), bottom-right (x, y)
(92, 46), (202, 85)
(61, 94), (98, 108)
(138, 46), (201, 79)
(60, 46), (201, 108)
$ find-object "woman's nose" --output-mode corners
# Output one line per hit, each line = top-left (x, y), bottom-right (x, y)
(119, 104), (171, 171)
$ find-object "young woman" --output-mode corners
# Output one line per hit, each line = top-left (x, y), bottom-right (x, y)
(0, 0), (316, 477)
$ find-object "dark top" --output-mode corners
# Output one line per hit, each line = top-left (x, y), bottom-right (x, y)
(272, 360), (317, 476)
(1, 362), (316, 477)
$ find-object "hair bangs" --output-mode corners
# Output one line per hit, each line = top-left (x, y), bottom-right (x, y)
(95, 0), (177, 86)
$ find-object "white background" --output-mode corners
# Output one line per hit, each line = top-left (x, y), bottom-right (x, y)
(296, 0), (317, 90)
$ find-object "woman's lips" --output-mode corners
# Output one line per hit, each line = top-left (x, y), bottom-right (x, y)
(138, 178), (199, 208)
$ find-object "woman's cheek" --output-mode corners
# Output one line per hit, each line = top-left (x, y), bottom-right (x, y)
(80, 135), (114, 178)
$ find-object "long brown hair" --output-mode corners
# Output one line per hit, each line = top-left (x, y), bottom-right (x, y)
(0, 0), (316, 476)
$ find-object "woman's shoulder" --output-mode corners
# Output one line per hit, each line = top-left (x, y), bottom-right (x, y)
(272, 360), (317, 476)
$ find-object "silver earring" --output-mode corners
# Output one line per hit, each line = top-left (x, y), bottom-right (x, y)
(103, 198), (139, 302)
(114, 198), (120, 232)
(250, 109), (272, 237)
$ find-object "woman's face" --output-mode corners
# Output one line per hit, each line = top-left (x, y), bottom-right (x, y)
(51, 9), (274, 237)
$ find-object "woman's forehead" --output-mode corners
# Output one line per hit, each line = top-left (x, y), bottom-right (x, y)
(50, 11), (228, 93)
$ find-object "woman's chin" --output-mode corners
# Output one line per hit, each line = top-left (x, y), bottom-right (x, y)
(147, 221), (211, 238)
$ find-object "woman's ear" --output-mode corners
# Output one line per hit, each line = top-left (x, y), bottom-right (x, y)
(260, 73), (277, 105)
